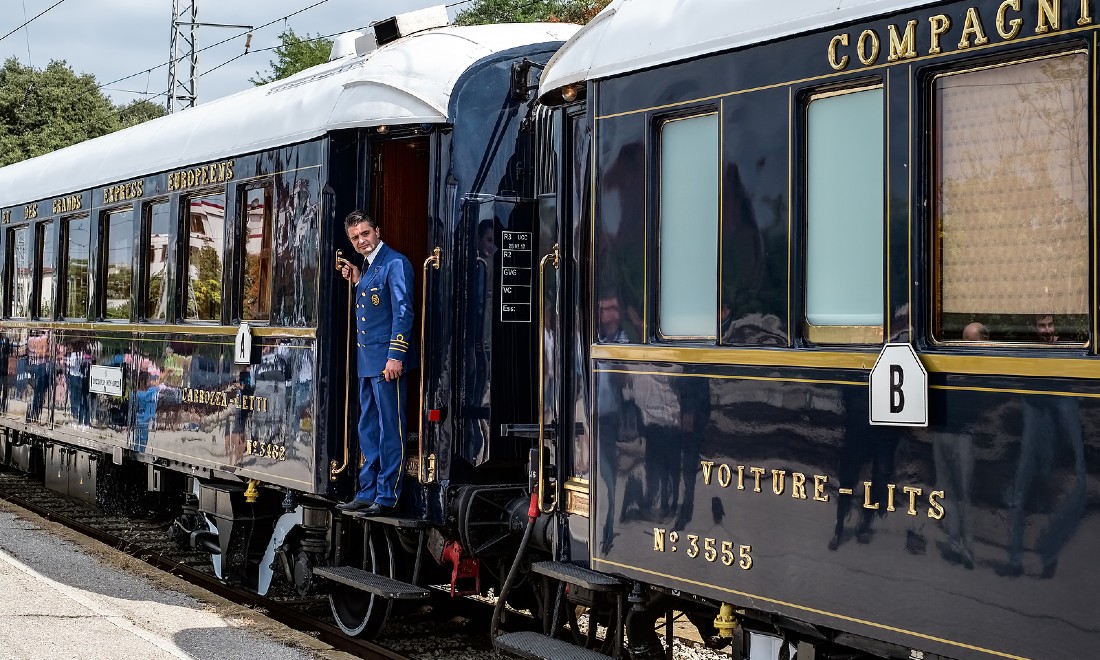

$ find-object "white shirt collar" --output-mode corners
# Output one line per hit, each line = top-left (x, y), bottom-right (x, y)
(366, 240), (385, 267)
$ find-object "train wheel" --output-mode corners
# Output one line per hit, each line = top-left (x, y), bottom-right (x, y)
(329, 522), (396, 637)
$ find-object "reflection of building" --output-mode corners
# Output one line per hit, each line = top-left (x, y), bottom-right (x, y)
(187, 197), (226, 320)
(147, 232), (169, 317)
(11, 227), (30, 317)
(189, 199), (226, 259)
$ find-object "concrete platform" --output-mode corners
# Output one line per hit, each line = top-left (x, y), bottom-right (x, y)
(0, 501), (353, 660)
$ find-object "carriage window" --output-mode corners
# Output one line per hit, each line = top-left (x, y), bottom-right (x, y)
(241, 184), (274, 321)
(805, 86), (884, 344)
(934, 53), (1089, 344)
(102, 208), (134, 320)
(36, 221), (56, 319)
(144, 201), (170, 321)
(6, 226), (30, 318)
(62, 215), (90, 318)
(185, 193), (225, 321)
(658, 113), (719, 339)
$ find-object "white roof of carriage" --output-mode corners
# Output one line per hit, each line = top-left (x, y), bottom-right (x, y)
(540, 0), (944, 97)
(0, 22), (577, 209)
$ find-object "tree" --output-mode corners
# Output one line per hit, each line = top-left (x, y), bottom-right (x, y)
(118, 99), (167, 130)
(455, 0), (611, 25)
(250, 29), (334, 85)
(0, 58), (167, 168)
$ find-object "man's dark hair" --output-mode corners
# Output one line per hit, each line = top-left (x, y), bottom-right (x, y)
(478, 218), (493, 239)
(345, 210), (379, 229)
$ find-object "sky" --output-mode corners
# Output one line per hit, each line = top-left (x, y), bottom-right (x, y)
(0, 0), (466, 107)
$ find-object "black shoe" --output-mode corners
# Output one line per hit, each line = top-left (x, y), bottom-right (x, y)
(357, 502), (398, 517)
(336, 499), (375, 512)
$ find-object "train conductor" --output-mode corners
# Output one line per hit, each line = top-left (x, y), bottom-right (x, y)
(336, 210), (415, 515)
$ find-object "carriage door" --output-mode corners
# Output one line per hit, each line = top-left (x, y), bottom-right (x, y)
(537, 107), (592, 557)
(370, 137), (431, 433)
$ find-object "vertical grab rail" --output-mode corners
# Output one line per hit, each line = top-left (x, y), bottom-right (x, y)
(418, 247), (442, 483)
(330, 250), (354, 480)
(537, 243), (560, 514)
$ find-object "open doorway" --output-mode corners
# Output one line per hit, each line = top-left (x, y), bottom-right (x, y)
(369, 136), (430, 440)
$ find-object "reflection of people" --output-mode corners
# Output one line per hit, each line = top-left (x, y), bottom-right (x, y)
(1001, 315), (1086, 578)
(597, 292), (630, 554)
(66, 344), (90, 426)
(336, 210), (415, 516)
(720, 301), (733, 338)
(133, 370), (158, 453)
(225, 368), (254, 463)
(829, 387), (897, 550)
(27, 332), (49, 421)
(932, 325), (983, 569)
(290, 178), (319, 324)
(672, 374), (709, 530)
(466, 219), (495, 462)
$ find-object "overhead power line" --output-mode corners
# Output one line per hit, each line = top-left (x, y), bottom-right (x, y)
(0, 0), (69, 45)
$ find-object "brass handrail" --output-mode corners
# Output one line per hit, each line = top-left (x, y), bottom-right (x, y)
(537, 243), (560, 514)
(330, 250), (354, 481)
(418, 247), (442, 483)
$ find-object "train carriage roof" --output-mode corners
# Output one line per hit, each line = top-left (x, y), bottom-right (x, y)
(0, 22), (577, 209)
(539, 0), (944, 97)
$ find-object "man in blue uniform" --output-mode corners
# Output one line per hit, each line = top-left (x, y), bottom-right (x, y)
(336, 210), (414, 515)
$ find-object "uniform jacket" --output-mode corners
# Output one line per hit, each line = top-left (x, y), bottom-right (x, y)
(355, 243), (415, 377)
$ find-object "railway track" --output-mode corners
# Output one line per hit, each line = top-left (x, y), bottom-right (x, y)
(0, 467), (503, 660)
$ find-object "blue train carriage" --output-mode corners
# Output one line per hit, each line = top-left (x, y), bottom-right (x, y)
(0, 7), (577, 635)
(527, 0), (1100, 658)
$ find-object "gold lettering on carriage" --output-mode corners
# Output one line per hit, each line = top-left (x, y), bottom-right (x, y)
(181, 387), (269, 413)
(698, 461), (945, 520)
(828, 0), (1094, 70)
(102, 180), (144, 205)
(53, 195), (83, 214)
(168, 160), (234, 192)
(652, 529), (754, 570)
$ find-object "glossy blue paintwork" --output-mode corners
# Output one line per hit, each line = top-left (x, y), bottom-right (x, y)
(583, 0), (1100, 657)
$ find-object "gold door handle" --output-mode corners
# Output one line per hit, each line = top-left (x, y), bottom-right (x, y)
(537, 243), (560, 514)
(418, 247), (442, 483)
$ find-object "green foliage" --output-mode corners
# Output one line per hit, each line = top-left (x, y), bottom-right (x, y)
(250, 29), (334, 85)
(117, 99), (166, 130)
(0, 58), (166, 168)
(455, 0), (611, 25)
(188, 246), (223, 320)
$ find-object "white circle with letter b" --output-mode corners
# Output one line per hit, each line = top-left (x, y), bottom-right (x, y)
(868, 343), (928, 427)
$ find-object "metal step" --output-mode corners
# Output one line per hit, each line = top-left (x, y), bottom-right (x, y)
(494, 631), (612, 660)
(531, 561), (628, 592)
(344, 512), (431, 528)
(313, 565), (429, 599)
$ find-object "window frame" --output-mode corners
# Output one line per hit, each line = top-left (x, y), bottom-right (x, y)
(653, 108), (721, 342)
(59, 214), (91, 321)
(238, 181), (275, 323)
(5, 224), (31, 319)
(99, 205), (136, 322)
(140, 198), (172, 323)
(181, 188), (227, 323)
(929, 49), (1091, 348)
(34, 219), (57, 321)
(802, 82), (886, 346)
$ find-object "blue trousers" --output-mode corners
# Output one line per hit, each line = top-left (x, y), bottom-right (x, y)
(355, 374), (407, 507)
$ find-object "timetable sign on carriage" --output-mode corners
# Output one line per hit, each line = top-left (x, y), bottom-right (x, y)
(500, 231), (532, 322)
